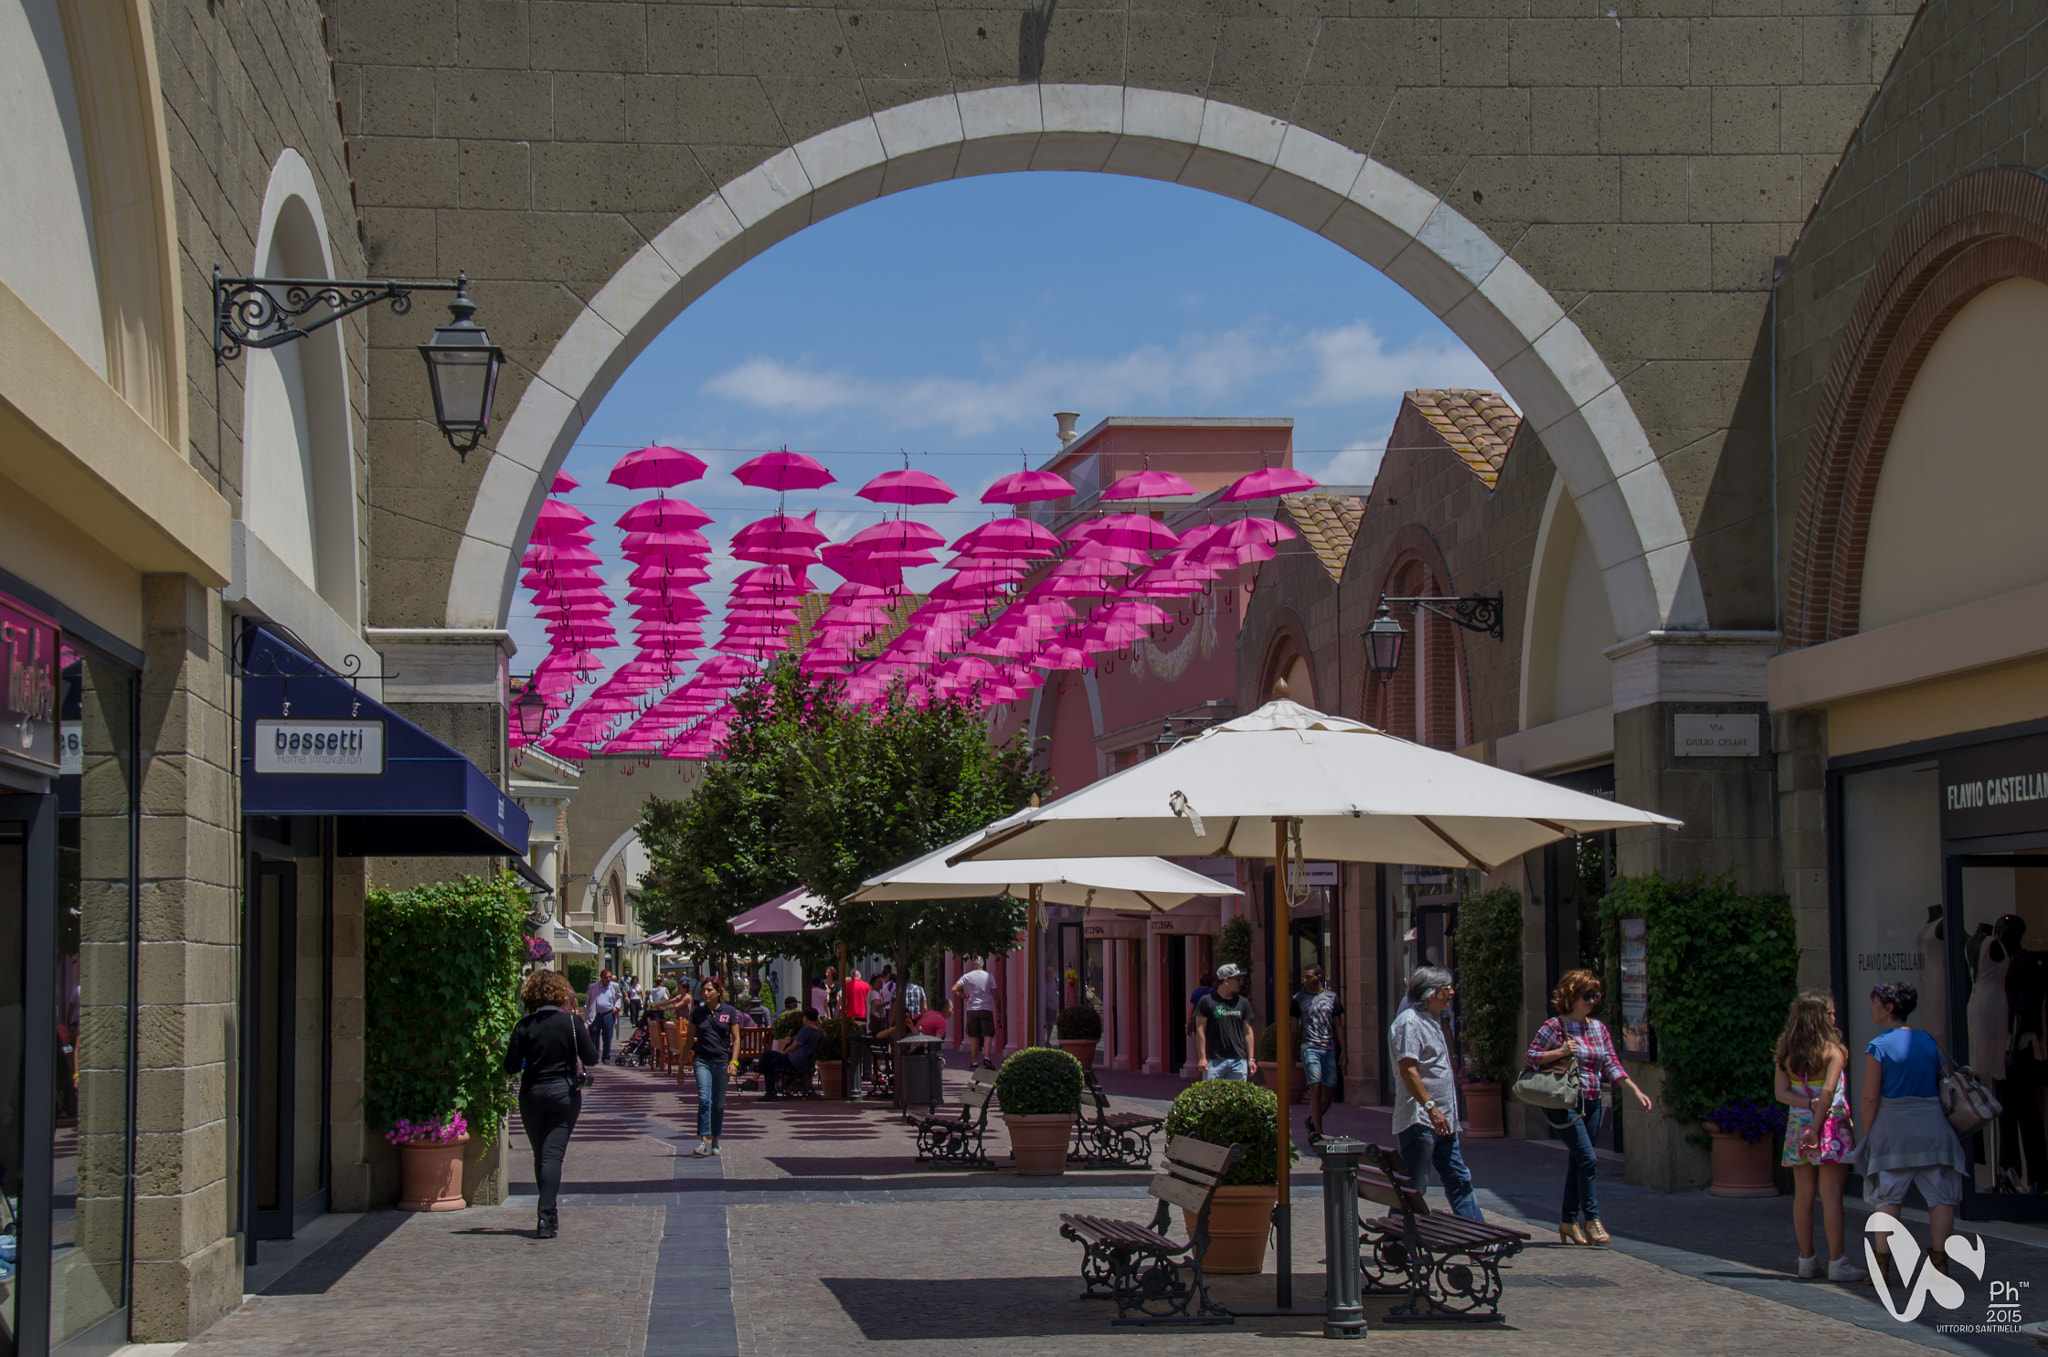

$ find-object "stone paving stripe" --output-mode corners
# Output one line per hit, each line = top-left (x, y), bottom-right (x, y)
(648, 1130), (737, 1357)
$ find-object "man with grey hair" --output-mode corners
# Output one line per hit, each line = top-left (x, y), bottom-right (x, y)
(1389, 967), (1486, 1222)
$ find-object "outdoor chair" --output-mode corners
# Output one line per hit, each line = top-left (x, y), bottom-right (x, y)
(1057, 1134), (1243, 1325)
(1356, 1142), (1529, 1321)
(1069, 1067), (1163, 1169)
(908, 1067), (998, 1168)
(733, 1027), (771, 1089)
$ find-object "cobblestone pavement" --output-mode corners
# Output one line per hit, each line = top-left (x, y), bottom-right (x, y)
(151, 1060), (2038, 1356)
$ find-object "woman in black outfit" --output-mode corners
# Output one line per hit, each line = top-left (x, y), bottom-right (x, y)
(504, 969), (599, 1239)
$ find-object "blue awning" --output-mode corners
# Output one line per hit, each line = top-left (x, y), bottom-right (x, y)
(240, 625), (530, 858)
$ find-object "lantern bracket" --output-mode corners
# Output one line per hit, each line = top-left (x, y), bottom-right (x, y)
(212, 264), (462, 364)
(1382, 592), (1506, 641)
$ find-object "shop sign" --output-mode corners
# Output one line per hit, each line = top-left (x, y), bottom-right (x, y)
(1618, 916), (1653, 1059)
(60, 721), (82, 776)
(1302, 860), (1339, 886)
(1939, 732), (2048, 841)
(254, 718), (387, 775)
(0, 595), (60, 776)
(1672, 713), (1761, 757)
(1184, 857), (1240, 886)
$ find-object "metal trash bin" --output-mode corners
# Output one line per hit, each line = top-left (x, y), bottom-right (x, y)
(896, 1035), (944, 1113)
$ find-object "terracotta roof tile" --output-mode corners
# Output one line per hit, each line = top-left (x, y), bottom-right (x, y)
(1407, 389), (1520, 488)
(1279, 493), (1365, 581)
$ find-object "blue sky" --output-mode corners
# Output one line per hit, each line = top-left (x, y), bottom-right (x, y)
(513, 171), (1494, 666)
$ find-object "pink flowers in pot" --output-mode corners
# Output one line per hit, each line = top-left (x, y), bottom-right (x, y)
(385, 1113), (469, 1146)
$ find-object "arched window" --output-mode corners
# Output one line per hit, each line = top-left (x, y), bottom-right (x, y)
(1367, 557), (1467, 752)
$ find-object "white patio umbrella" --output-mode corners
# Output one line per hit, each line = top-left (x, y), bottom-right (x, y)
(948, 689), (1679, 1305)
(851, 820), (1242, 1046)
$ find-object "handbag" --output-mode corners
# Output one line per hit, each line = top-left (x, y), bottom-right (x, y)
(1938, 1048), (2000, 1136)
(1511, 1029), (1583, 1111)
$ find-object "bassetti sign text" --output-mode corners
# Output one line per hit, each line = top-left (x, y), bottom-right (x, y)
(254, 719), (386, 775)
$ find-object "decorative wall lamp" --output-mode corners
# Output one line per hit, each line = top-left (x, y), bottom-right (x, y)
(511, 681), (550, 741)
(213, 266), (505, 458)
(1363, 591), (1505, 682)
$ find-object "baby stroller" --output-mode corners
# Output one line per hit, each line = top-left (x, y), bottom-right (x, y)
(616, 1015), (654, 1068)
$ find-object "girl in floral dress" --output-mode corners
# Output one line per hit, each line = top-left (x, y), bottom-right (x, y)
(1775, 990), (1867, 1283)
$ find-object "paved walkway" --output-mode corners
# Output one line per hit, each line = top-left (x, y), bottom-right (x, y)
(132, 1060), (2048, 1356)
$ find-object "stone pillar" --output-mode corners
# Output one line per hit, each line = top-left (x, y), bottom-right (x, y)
(1776, 710), (1831, 989)
(1143, 934), (1163, 1075)
(328, 855), (370, 1212)
(131, 577), (241, 1341)
(1606, 630), (1778, 1191)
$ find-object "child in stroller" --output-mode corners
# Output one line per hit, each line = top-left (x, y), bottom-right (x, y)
(616, 1014), (654, 1067)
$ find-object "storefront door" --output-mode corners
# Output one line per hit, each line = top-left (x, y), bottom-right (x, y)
(0, 795), (55, 1357)
(1945, 853), (2048, 1220)
(245, 859), (298, 1243)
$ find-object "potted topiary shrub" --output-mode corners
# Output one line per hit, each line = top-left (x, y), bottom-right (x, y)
(1704, 1098), (1785, 1197)
(1457, 885), (1524, 1139)
(1254, 1022), (1304, 1103)
(994, 1046), (1084, 1174)
(816, 1020), (849, 1098)
(1055, 1004), (1102, 1069)
(1164, 1080), (1288, 1273)
(771, 1009), (804, 1041)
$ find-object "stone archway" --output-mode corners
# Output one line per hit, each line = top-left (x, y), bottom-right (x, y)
(439, 88), (1700, 641)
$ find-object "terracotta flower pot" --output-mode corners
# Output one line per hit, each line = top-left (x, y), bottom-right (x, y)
(1186, 1185), (1277, 1273)
(818, 1060), (847, 1099)
(396, 1133), (469, 1211)
(1058, 1038), (1098, 1068)
(1705, 1125), (1779, 1197)
(1461, 1080), (1505, 1138)
(1004, 1113), (1076, 1175)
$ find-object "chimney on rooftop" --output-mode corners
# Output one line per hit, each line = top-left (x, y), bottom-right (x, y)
(1054, 411), (1079, 448)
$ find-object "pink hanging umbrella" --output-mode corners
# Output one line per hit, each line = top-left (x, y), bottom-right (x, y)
(848, 519), (946, 552)
(1101, 467), (1197, 501)
(1077, 513), (1181, 552)
(627, 562), (711, 588)
(730, 565), (808, 595)
(1222, 465), (1319, 501)
(550, 470), (580, 493)
(818, 544), (907, 589)
(952, 517), (1062, 558)
(982, 469), (1077, 504)
(621, 528), (711, 556)
(857, 467), (957, 506)
(1216, 516), (1297, 547)
(531, 499), (595, 537)
(616, 499), (712, 531)
(1099, 599), (1173, 627)
(733, 448), (834, 492)
(524, 542), (601, 568)
(610, 444), (708, 489)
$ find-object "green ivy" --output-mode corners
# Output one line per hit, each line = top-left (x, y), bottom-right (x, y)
(1457, 885), (1524, 1082)
(1055, 1004), (1103, 1041)
(1164, 1079), (1292, 1187)
(1217, 917), (1253, 972)
(563, 959), (596, 994)
(994, 1046), (1083, 1116)
(1595, 875), (1797, 1126)
(365, 874), (529, 1146)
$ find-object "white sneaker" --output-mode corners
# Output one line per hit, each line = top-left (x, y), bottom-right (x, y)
(691, 1141), (711, 1157)
(709, 1143), (722, 1156)
(1796, 1255), (1821, 1279)
(1827, 1257), (1869, 1284)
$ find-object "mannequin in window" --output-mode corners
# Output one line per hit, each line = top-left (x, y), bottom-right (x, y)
(1919, 904), (1946, 1047)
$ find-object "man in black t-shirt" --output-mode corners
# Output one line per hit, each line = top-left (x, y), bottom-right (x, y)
(1193, 963), (1258, 1082)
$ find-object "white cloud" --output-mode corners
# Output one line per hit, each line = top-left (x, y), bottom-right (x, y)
(1305, 443), (1386, 488)
(698, 321), (1494, 438)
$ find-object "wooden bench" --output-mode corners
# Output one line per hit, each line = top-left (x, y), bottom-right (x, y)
(1057, 1134), (1243, 1325)
(1355, 1142), (1529, 1321)
(1068, 1067), (1163, 1169)
(909, 1068), (998, 1168)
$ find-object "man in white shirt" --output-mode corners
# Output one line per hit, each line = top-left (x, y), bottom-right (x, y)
(952, 957), (999, 1069)
(586, 969), (624, 1064)
(1389, 966), (1485, 1222)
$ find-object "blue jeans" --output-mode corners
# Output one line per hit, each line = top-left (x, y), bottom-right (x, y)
(1396, 1121), (1485, 1222)
(591, 1009), (617, 1062)
(1204, 1058), (1248, 1081)
(1549, 1099), (1603, 1223)
(694, 1059), (729, 1138)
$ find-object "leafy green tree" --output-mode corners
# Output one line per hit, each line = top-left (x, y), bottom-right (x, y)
(1455, 885), (1524, 1083)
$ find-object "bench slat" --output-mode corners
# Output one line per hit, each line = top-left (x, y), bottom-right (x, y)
(1148, 1172), (1215, 1216)
(1165, 1135), (1236, 1174)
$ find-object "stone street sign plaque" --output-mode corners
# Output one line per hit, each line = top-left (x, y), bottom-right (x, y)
(1672, 713), (1761, 758)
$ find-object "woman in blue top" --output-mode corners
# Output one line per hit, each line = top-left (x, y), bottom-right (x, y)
(1856, 981), (1969, 1283)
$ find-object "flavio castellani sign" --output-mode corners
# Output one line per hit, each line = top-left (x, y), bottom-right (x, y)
(254, 719), (385, 775)
(1940, 732), (2048, 841)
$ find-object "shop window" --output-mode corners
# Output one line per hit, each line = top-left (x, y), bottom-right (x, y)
(1840, 764), (1944, 1089)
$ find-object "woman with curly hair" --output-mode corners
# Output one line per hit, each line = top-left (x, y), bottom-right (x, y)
(1526, 968), (1654, 1245)
(504, 968), (599, 1239)
(1775, 990), (1866, 1282)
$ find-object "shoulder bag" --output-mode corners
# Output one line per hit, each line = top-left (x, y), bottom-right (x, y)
(1511, 1023), (1582, 1110)
(1937, 1045), (2000, 1136)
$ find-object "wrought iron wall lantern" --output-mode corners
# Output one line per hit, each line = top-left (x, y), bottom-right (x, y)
(213, 265), (505, 458)
(511, 681), (550, 741)
(1363, 591), (1506, 682)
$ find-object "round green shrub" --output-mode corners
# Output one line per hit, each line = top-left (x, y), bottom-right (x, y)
(772, 1009), (804, 1040)
(1457, 885), (1525, 1083)
(1055, 1004), (1103, 1041)
(995, 1046), (1084, 1116)
(1217, 916), (1253, 972)
(1253, 1020), (1302, 1063)
(1165, 1079), (1286, 1186)
(563, 959), (597, 994)
(816, 1020), (849, 1063)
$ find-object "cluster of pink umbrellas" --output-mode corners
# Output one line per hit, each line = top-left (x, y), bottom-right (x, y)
(518, 445), (1321, 760)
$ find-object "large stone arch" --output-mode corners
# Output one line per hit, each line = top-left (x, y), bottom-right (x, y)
(439, 89), (1700, 642)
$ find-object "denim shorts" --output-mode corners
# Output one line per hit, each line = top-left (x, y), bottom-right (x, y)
(1302, 1047), (1339, 1087)
(1205, 1058), (1248, 1081)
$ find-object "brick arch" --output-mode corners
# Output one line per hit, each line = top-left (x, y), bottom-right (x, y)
(1786, 169), (2048, 647)
(1363, 526), (1472, 751)
(1255, 609), (1315, 709)
(434, 87), (1699, 643)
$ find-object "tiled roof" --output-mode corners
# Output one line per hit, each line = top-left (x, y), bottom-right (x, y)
(792, 592), (927, 653)
(1279, 493), (1364, 581)
(1408, 389), (1520, 488)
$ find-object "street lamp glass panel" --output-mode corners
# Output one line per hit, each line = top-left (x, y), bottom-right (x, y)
(512, 686), (549, 739)
(417, 280), (504, 456)
(1364, 604), (1406, 679)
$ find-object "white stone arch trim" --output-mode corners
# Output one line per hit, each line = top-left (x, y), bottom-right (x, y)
(245, 148), (363, 626)
(581, 825), (641, 922)
(449, 85), (1702, 639)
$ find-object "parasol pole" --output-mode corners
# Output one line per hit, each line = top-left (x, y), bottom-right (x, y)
(1273, 813), (1293, 1308)
(1028, 883), (1042, 1048)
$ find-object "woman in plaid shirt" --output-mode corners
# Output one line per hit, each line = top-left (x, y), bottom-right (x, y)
(1527, 969), (1655, 1245)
